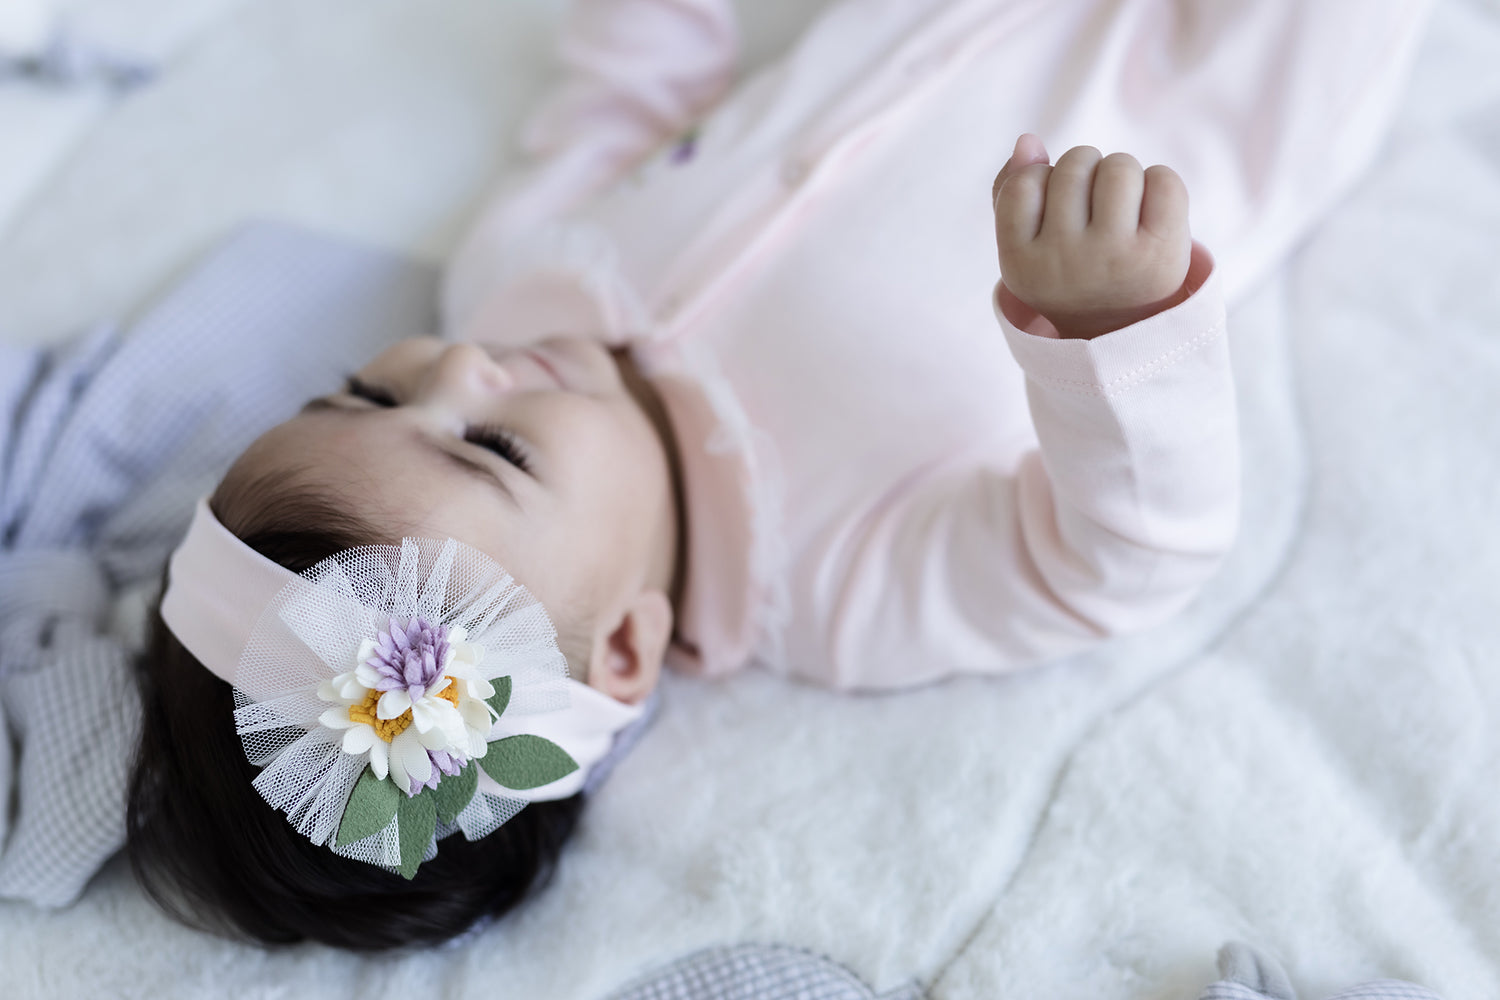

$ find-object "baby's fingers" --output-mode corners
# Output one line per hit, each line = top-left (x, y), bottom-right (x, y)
(1140, 164), (1189, 240)
(991, 133), (1049, 207)
(1090, 152), (1144, 233)
(992, 134), (1050, 252)
(1041, 145), (1102, 235)
(994, 161), (1050, 251)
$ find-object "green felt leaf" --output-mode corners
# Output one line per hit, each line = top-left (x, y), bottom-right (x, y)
(335, 767), (400, 847)
(485, 675), (512, 720)
(477, 734), (579, 790)
(395, 789), (437, 881)
(431, 760), (479, 824)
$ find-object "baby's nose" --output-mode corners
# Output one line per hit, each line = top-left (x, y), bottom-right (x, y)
(432, 342), (515, 396)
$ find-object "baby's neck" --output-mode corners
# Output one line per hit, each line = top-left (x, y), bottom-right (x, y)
(610, 347), (687, 619)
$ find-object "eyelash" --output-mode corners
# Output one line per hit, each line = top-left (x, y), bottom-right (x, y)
(464, 423), (533, 474)
(343, 375), (533, 474)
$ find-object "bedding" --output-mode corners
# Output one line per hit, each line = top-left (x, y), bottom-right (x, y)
(2, 0), (1498, 996)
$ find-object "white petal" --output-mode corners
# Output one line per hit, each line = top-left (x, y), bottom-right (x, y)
(446, 655), (480, 679)
(387, 745), (407, 792)
(393, 730), (432, 787)
(459, 698), (491, 732)
(354, 663), (383, 689)
(342, 726), (376, 755)
(369, 739), (389, 780)
(416, 724), (451, 750)
(316, 681), (340, 703)
(354, 638), (377, 666)
(465, 676), (495, 700)
(468, 731), (489, 757)
(377, 689), (411, 720)
(409, 700), (437, 733)
(425, 701), (466, 740)
(318, 707), (358, 730)
(448, 626), (468, 644)
(337, 673), (368, 700)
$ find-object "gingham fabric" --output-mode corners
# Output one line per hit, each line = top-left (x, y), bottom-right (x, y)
(604, 944), (922, 1000)
(1201, 980), (1442, 1000)
(0, 222), (436, 905)
(1198, 943), (1442, 1000)
(598, 941), (1441, 1000)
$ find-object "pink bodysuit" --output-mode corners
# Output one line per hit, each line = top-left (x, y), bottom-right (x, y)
(441, 0), (1427, 689)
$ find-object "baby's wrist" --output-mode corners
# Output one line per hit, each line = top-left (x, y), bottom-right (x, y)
(1038, 279), (1194, 340)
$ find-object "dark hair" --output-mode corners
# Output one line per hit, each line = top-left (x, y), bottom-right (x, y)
(125, 470), (585, 950)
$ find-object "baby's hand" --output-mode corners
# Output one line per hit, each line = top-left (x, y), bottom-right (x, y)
(991, 134), (1192, 340)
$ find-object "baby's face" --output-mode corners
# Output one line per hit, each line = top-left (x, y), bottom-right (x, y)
(229, 334), (680, 663)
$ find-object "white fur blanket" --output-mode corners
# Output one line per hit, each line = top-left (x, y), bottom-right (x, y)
(2, 1), (1498, 997)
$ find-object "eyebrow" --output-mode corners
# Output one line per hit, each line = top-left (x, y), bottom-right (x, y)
(299, 396), (519, 506)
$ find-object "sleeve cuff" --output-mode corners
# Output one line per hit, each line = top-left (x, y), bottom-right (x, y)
(994, 241), (1226, 396)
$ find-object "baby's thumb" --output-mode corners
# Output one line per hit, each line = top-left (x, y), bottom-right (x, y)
(992, 133), (1049, 209)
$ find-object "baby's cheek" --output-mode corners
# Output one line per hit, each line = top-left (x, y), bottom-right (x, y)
(540, 397), (673, 554)
(565, 400), (662, 482)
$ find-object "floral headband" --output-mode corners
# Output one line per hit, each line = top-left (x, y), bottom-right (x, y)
(159, 498), (643, 879)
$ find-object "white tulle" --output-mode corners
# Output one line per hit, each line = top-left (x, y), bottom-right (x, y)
(231, 536), (572, 871)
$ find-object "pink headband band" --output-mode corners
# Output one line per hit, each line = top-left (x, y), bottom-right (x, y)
(160, 497), (642, 805)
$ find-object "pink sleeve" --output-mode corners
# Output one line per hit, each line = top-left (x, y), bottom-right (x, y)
(442, 0), (738, 339)
(818, 243), (1239, 689)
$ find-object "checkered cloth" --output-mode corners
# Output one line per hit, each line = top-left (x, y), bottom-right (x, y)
(1199, 943), (1442, 1000)
(0, 222), (435, 905)
(605, 944), (921, 1000)
(600, 942), (1441, 1000)
(1203, 983), (1443, 1000)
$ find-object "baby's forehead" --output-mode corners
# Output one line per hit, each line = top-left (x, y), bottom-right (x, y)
(232, 411), (440, 528)
(243, 408), (370, 475)
(233, 405), (587, 619)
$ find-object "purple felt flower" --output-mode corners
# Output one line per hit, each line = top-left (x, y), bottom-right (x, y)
(410, 749), (467, 796)
(365, 615), (450, 701)
(429, 749), (464, 777)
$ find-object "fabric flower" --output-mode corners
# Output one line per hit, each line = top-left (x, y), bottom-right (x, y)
(316, 615), (499, 795)
(232, 535), (579, 875)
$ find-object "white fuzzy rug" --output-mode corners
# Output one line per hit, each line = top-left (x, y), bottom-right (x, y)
(2, 1), (1498, 998)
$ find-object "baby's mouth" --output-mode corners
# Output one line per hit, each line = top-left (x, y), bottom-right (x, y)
(524, 348), (565, 389)
(477, 340), (568, 390)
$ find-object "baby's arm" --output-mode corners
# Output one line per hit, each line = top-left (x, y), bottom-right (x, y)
(807, 137), (1237, 689)
(443, 0), (737, 339)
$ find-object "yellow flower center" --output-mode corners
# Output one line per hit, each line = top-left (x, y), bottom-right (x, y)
(348, 678), (461, 743)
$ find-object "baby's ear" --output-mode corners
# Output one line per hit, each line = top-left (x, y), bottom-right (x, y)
(585, 590), (672, 705)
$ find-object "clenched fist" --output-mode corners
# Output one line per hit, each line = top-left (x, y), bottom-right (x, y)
(992, 134), (1192, 341)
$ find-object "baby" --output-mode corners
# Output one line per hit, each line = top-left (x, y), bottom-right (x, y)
(127, 0), (1240, 950)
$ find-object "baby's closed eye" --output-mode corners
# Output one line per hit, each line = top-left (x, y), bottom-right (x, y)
(343, 375), (532, 472)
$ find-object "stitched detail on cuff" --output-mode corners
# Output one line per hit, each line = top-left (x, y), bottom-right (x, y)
(1023, 317), (1227, 398)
